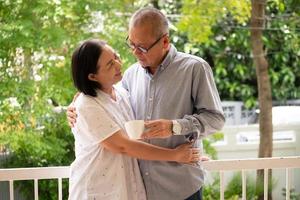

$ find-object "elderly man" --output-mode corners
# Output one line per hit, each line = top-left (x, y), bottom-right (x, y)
(68, 7), (225, 200)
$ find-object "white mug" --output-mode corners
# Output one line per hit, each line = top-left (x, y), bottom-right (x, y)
(124, 120), (145, 139)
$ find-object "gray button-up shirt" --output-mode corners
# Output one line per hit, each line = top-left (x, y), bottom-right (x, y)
(122, 44), (225, 200)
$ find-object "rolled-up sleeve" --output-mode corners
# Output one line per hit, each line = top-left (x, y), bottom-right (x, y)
(177, 61), (225, 137)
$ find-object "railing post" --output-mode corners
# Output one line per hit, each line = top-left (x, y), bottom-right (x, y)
(264, 168), (268, 200)
(242, 170), (246, 200)
(220, 171), (224, 200)
(34, 179), (39, 200)
(9, 180), (14, 200)
(286, 168), (290, 200)
(58, 178), (63, 200)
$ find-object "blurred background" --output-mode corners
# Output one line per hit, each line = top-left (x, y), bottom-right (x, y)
(0, 0), (299, 199)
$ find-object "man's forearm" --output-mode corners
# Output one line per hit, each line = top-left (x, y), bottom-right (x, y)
(177, 109), (225, 137)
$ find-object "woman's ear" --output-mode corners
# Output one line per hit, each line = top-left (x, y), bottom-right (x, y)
(88, 73), (97, 82)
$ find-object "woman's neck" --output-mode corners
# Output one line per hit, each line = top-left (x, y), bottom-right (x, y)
(101, 86), (116, 101)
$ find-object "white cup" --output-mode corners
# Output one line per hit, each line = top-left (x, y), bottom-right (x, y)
(124, 120), (145, 139)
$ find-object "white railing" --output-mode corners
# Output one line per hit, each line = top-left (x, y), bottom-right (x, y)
(0, 156), (300, 200)
(214, 123), (300, 198)
(0, 167), (69, 200)
(202, 156), (300, 200)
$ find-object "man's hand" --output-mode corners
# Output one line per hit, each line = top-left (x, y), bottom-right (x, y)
(67, 106), (77, 127)
(200, 155), (210, 162)
(66, 92), (80, 128)
(141, 119), (172, 139)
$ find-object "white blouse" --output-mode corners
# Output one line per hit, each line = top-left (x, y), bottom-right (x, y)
(68, 85), (146, 200)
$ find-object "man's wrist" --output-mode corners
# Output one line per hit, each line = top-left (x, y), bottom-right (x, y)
(172, 120), (182, 135)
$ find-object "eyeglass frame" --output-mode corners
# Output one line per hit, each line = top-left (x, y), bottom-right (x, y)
(125, 33), (168, 54)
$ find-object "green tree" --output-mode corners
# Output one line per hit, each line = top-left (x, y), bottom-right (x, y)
(250, 1), (273, 199)
(0, 1), (137, 199)
(176, 0), (299, 199)
(176, 0), (299, 104)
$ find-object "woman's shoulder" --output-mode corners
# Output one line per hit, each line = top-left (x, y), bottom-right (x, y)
(74, 93), (100, 110)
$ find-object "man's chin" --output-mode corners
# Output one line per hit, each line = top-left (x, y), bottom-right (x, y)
(138, 63), (149, 68)
(137, 60), (147, 67)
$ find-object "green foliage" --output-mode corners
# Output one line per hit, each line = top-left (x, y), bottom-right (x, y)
(224, 172), (276, 200)
(0, 1), (160, 198)
(225, 173), (258, 200)
(203, 132), (224, 160)
(282, 188), (300, 200)
(0, 111), (73, 199)
(203, 171), (279, 200)
(203, 173), (221, 200)
(0, 131), (68, 167)
(176, 0), (300, 105)
(178, 0), (251, 43)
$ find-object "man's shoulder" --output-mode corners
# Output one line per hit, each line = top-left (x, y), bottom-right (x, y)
(174, 51), (210, 72)
(176, 51), (208, 65)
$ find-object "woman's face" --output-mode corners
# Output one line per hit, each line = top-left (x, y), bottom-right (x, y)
(89, 45), (122, 89)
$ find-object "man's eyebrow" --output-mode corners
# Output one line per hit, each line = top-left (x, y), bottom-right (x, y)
(129, 38), (147, 46)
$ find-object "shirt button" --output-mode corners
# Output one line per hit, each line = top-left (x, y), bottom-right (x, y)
(145, 172), (149, 176)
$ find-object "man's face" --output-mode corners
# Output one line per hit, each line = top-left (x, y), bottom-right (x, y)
(128, 25), (168, 68)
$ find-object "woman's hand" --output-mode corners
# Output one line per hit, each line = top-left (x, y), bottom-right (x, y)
(174, 143), (201, 164)
(66, 92), (80, 127)
(67, 106), (77, 127)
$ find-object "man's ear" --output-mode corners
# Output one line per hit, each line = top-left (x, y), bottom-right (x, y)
(163, 35), (170, 49)
(88, 73), (97, 82)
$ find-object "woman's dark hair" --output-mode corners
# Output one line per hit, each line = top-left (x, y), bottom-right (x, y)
(71, 39), (106, 97)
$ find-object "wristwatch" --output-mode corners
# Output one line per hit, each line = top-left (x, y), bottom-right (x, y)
(172, 120), (182, 135)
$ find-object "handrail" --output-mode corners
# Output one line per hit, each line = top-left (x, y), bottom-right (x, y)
(1, 156), (298, 181)
(0, 166), (69, 181)
(202, 156), (300, 171)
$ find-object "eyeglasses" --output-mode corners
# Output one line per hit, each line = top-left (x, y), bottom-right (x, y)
(125, 33), (167, 54)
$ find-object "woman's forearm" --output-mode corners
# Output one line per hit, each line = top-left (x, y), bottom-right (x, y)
(121, 139), (177, 161)
(101, 130), (178, 162)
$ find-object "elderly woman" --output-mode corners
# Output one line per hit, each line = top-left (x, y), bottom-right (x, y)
(68, 39), (200, 200)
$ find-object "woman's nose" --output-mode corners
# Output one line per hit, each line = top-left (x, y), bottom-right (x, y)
(115, 59), (122, 69)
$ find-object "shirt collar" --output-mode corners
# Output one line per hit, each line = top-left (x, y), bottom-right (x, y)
(159, 44), (177, 72)
(143, 44), (177, 76)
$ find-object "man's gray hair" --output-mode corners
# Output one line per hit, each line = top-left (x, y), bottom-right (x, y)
(129, 7), (169, 38)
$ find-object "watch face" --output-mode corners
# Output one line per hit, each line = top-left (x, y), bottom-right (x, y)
(173, 123), (180, 134)
(172, 120), (182, 135)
